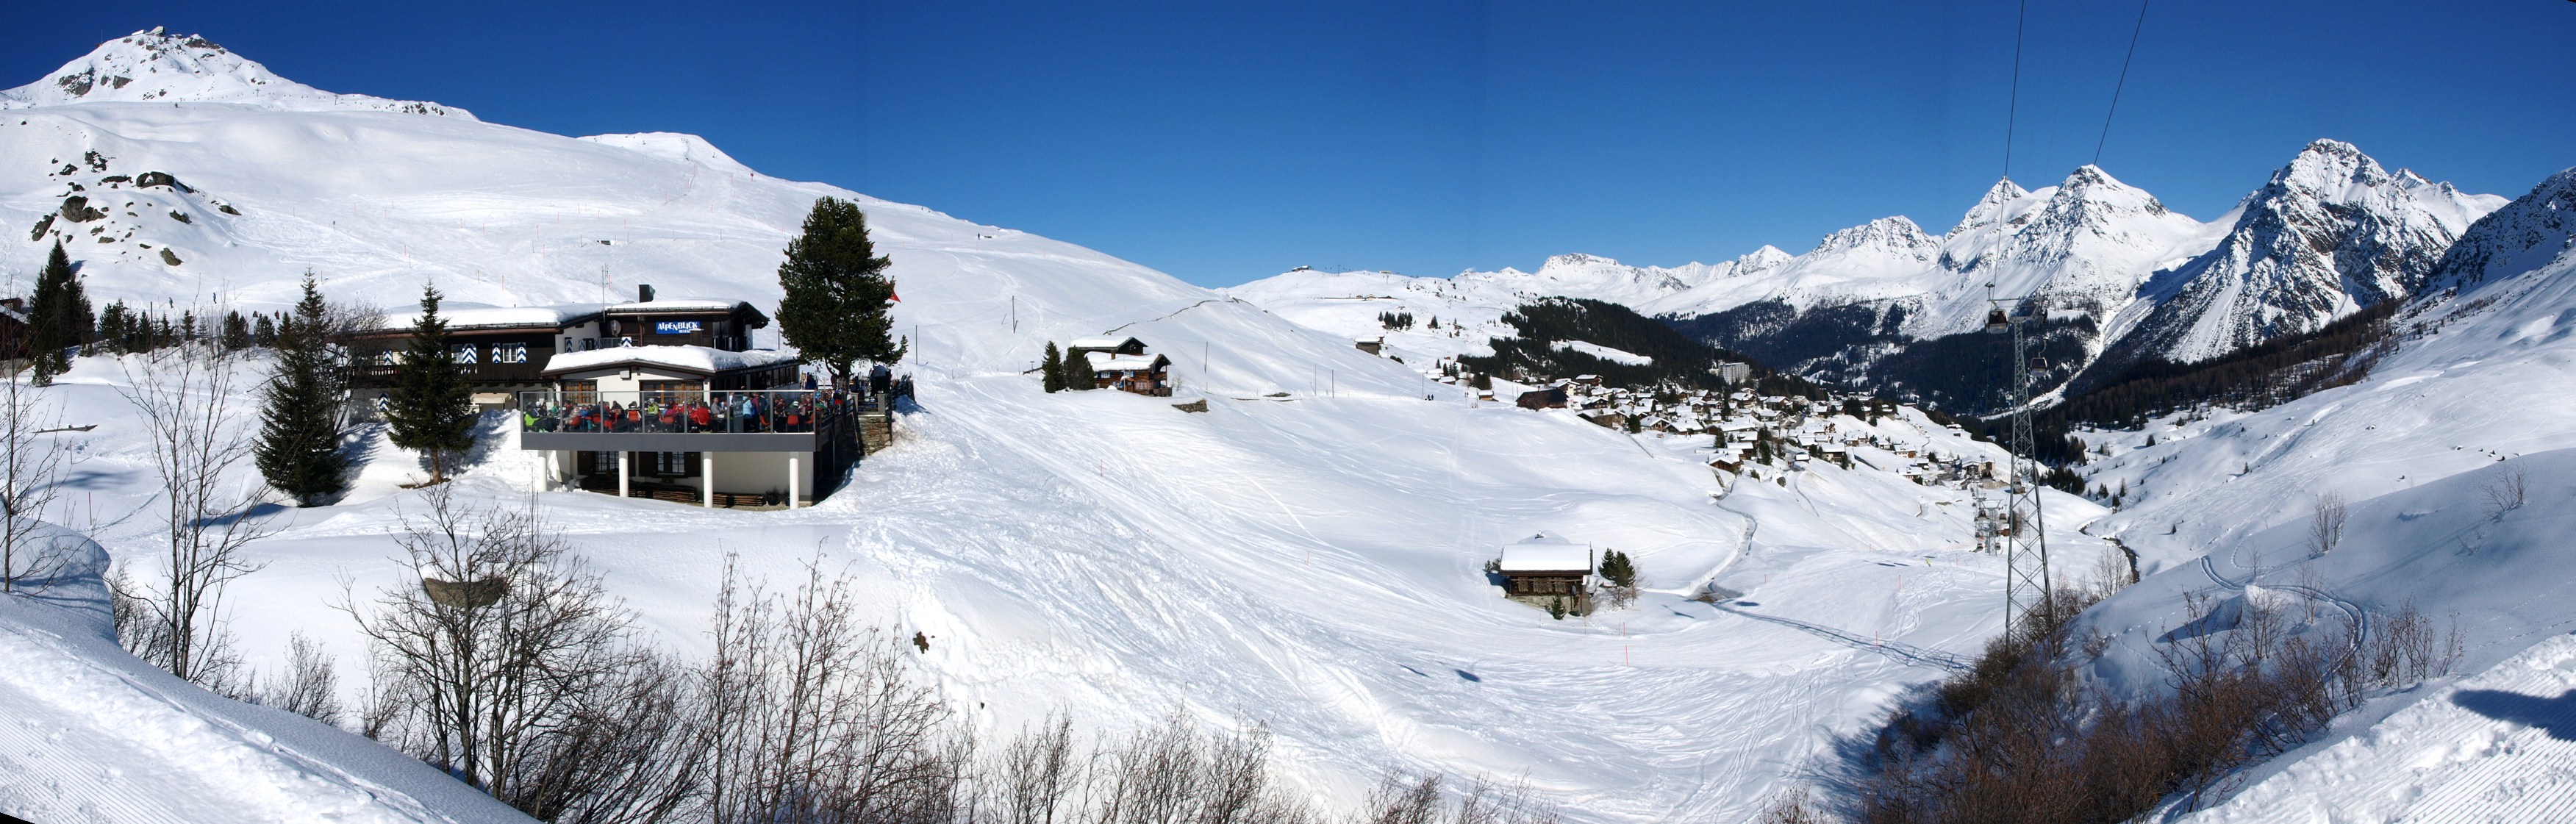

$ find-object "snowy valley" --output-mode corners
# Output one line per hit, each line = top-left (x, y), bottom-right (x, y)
(4, 28), (2576, 824)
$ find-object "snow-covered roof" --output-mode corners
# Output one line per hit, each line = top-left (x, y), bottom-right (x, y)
(542, 345), (798, 376)
(380, 302), (602, 332)
(1498, 534), (1592, 573)
(1086, 351), (1168, 371)
(604, 298), (745, 313)
(1070, 336), (1141, 350)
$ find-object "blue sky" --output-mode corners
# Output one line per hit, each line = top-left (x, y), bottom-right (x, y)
(9, 1), (2573, 287)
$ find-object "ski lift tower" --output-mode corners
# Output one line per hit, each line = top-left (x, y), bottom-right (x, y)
(1983, 286), (2053, 637)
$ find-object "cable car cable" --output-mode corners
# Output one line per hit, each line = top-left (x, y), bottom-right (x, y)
(2003, 0), (2030, 181)
(2093, 0), (2153, 166)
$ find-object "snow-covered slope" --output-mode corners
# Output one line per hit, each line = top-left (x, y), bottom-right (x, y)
(2024, 165), (2576, 814)
(0, 30), (2139, 823)
(0, 520), (530, 823)
(0, 29), (469, 118)
(2113, 140), (2505, 363)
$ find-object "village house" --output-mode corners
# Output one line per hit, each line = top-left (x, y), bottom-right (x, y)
(1515, 387), (1568, 409)
(1495, 533), (1592, 612)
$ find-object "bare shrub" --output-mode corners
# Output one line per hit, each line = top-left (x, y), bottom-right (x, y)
(699, 551), (967, 824)
(253, 631), (343, 725)
(1756, 788), (1833, 824)
(348, 484), (695, 820)
(2306, 492), (2347, 557)
(116, 344), (273, 686)
(2482, 467), (2527, 519)
(1, 370), (71, 592)
(1861, 580), (2472, 824)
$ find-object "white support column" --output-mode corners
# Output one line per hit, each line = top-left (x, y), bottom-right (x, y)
(702, 452), (716, 508)
(616, 451), (629, 500)
(787, 453), (801, 509)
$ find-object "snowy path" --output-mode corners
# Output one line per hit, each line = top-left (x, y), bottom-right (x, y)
(2183, 634), (2576, 824)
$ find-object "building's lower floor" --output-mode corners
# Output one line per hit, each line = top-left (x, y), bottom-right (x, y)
(535, 448), (823, 509)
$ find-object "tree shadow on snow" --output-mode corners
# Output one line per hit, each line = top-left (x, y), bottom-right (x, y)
(2452, 689), (2576, 741)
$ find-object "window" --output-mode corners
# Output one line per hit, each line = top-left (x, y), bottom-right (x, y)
(493, 343), (529, 364)
(452, 344), (479, 365)
(643, 451), (699, 476)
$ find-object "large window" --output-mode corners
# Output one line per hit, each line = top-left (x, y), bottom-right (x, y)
(492, 343), (529, 364)
(452, 344), (479, 365)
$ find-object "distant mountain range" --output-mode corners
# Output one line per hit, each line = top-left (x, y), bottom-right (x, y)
(1236, 140), (2511, 413)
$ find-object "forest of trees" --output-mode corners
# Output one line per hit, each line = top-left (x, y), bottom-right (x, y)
(1461, 298), (1828, 398)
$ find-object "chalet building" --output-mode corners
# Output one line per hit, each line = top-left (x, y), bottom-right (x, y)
(518, 343), (871, 509)
(1496, 534), (1592, 612)
(1062, 335), (1170, 395)
(1514, 387), (1567, 409)
(0, 298), (27, 369)
(348, 285), (770, 401)
(1709, 361), (1753, 384)
(604, 286), (769, 351)
(1354, 337), (1384, 356)
(1067, 335), (1145, 360)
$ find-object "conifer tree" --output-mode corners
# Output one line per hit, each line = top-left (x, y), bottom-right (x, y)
(1060, 346), (1093, 391)
(26, 241), (92, 384)
(219, 310), (251, 351)
(384, 286), (476, 484)
(1599, 549), (1637, 590)
(255, 274), (351, 505)
(775, 197), (904, 386)
(1040, 342), (1067, 393)
(251, 313), (276, 347)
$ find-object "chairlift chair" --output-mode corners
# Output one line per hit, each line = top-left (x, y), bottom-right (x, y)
(1984, 308), (2010, 334)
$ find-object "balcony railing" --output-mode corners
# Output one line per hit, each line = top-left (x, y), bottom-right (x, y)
(517, 389), (871, 435)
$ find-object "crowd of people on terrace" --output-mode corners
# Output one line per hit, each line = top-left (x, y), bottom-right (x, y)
(524, 389), (859, 434)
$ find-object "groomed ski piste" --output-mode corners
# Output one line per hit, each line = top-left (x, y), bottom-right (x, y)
(9, 29), (2576, 823)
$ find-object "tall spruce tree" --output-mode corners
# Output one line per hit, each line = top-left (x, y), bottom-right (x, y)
(219, 310), (251, 351)
(1040, 342), (1067, 393)
(383, 286), (476, 484)
(255, 274), (351, 505)
(1059, 346), (1092, 391)
(775, 197), (904, 386)
(26, 242), (92, 384)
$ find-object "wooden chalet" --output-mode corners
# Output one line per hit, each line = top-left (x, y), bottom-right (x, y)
(348, 285), (771, 399)
(0, 298), (27, 370)
(1086, 351), (1173, 395)
(1496, 534), (1593, 611)
(1514, 387), (1568, 409)
(1069, 336), (1172, 395)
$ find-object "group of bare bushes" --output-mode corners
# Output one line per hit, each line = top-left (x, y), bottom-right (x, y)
(1769, 573), (2461, 824)
(257, 485), (1564, 824)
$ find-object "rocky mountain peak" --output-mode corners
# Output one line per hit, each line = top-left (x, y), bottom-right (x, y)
(2426, 166), (2576, 291)
(0, 29), (472, 118)
(1811, 215), (1939, 260)
(1952, 178), (2032, 234)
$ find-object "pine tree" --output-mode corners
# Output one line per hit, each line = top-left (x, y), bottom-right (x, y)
(251, 313), (277, 347)
(26, 241), (92, 384)
(384, 286), (477, 484)
(775, 197), (904, 386)
(97, 301), (130, 354)
(219, 310), (251, 351)
(1599, 549), (1637, 590)
(255, 274), (351, 505)
(1040, 342), (1067, 393)
(1060, 347), (1093, 391)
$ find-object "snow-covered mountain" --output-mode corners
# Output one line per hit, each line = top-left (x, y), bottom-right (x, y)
(2108, 139), (2505, 364)
(1236, 144), (2500, 413)
(2, 30), (2097, 823)
(0, 28), (469, 118)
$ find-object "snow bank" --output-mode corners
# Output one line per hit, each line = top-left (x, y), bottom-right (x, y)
(0, 520), (529, 823)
